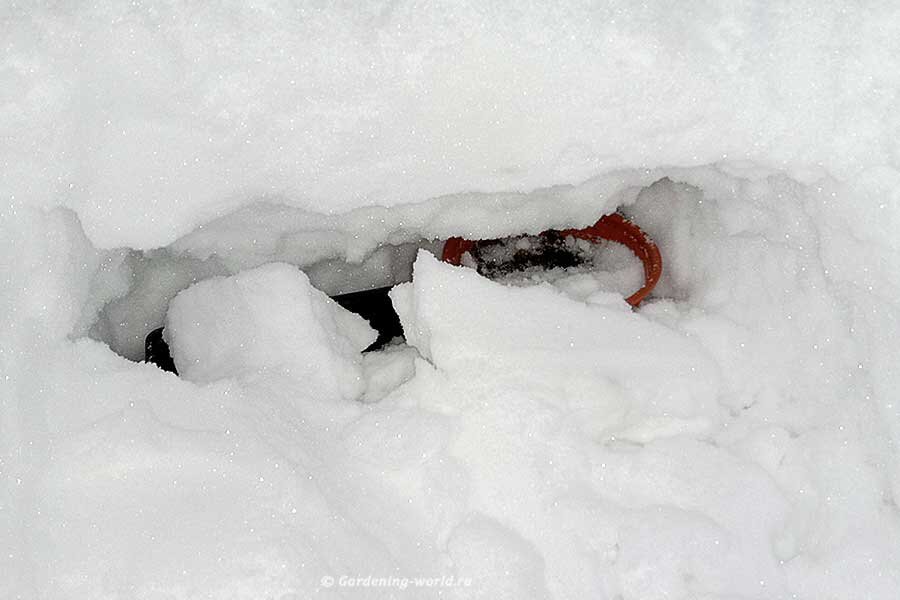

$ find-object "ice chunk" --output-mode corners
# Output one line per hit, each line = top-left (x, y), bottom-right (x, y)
(165, 263), (376, 399)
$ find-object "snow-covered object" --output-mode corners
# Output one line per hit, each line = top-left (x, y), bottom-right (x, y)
(4, 169), (900, 600)
(166, 263), (376, 395)
(4, 2), (900, 599)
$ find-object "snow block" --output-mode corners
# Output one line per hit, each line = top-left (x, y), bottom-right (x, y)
(392, 251), (719, 429)
(165, 263), (376, 398)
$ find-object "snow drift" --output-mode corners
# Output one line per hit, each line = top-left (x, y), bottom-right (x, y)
(3, 2), (900, 599)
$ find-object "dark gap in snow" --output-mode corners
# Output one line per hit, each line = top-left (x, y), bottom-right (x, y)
(88, 239), (443, 364)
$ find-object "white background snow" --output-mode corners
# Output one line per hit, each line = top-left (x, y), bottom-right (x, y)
(2, 2), (900, 599)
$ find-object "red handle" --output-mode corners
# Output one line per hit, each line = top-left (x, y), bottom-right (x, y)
(441, 213), (662, 308)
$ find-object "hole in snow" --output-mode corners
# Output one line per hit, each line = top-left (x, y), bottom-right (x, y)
(84, 175), (727, 368)
(88, 238), (443, 362)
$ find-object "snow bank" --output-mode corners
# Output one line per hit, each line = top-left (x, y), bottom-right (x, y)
(4, 2), (900, 599)
(166, 263), (376, 395)
(5, 170), (900, 600)
(4, 2), (900, 249)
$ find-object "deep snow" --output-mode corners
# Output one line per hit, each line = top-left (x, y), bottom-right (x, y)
(3, 2), (900, 599)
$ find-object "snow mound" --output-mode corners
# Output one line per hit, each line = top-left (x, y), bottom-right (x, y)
(393, 251), (718, 438)
(166, 263), (376, 397)
(385, 252), (784, 598)
(4, 1), (900, 594)
(4, 170), (900, 599)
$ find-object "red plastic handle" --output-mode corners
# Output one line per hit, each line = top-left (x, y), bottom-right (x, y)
(441, 213), (662, 307)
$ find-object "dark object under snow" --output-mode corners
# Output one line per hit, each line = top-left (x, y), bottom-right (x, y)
(145, 327), (178, 374)
(332, 285), (404, 350)
(466, 230), (586, 279)
(144, 286), (401, 374)
(145, 214), (661, 374)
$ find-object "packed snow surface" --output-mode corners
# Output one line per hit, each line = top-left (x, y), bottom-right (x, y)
(3, 2), (900, 599)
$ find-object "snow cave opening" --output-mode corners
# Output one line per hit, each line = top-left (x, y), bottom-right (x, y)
(82, 170), (825, 375)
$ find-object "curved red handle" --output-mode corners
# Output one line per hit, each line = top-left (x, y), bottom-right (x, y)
(441, 213), (662, 307)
